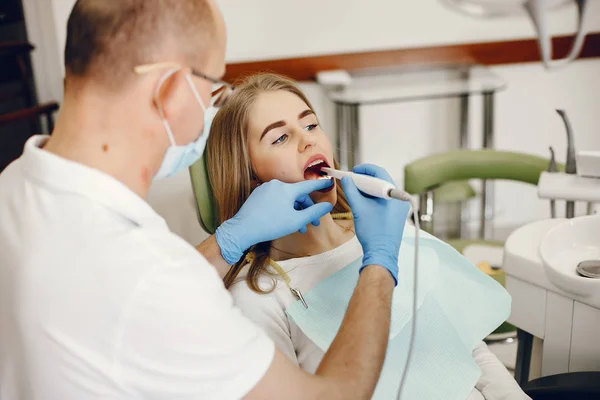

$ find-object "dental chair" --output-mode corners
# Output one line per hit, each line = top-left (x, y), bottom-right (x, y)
(189, 154), (218, 234)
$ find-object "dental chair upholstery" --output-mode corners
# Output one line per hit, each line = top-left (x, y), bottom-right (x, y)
(189, 154), (218, 235)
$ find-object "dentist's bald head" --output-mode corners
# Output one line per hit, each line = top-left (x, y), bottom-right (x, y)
(64, 0), (225, 90)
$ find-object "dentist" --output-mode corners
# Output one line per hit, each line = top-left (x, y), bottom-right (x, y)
(0, 1), (409, 399)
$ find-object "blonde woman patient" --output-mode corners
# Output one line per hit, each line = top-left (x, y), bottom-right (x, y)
(206, 73), (528, 400)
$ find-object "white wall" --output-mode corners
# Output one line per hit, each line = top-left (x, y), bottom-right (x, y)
(24, 0), (600, 103)
(220, 0), (600, 63)
(354, 59), (600, 233)
(22, 0), (600, 244)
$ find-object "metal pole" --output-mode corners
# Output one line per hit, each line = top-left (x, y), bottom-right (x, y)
(458, 90), (470, 238)
(566, 202), (575, 219)
(514, 329), (533, 385)
(481, 91), (495, 239)
(458, 66), (471, 149)
(347, 104), (360, 167)
(335, 104), (347, 171)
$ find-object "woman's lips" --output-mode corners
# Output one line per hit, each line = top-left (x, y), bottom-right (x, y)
(303, 157), (334, 193)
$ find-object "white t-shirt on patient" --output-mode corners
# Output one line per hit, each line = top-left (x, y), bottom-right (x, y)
(0, 136), (274, 400)
(230, 236), (528, 400)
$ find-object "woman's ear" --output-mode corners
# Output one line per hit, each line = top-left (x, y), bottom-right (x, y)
(249, 165), (261, 190)
(250, 175), (261, 190)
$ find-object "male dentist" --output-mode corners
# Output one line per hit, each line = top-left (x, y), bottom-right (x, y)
(0, 1), (409, 399)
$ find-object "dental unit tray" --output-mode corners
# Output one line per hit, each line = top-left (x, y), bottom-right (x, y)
(538, 172), (600, 203)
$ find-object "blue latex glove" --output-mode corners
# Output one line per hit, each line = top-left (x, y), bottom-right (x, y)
(215, 179), (334, 264)
(340, 164), (410, 285)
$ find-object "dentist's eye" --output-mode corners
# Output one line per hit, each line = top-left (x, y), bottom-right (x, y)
(272, 134), (288, 145)
(305, 123), (318, 132)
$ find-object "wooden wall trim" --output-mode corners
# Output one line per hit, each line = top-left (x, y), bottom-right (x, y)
(224, 32), (600, 83)
(0, 102), (59, 126)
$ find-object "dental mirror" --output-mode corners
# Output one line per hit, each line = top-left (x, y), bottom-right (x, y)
(576, 260), (600, 279)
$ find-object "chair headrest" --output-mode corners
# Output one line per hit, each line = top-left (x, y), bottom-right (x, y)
(189, 154), (217, 234)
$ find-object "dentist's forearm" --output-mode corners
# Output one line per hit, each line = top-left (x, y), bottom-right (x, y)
(195, 235), (231, 279)
(316, 264), (394, 399)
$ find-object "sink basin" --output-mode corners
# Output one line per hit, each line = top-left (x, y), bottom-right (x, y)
(540, 214), (600, 297)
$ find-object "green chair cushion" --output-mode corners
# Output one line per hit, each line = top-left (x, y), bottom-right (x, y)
(433, 181), (477, 203)
(404, 150), (564, 195)
(189, 154), (217, 235)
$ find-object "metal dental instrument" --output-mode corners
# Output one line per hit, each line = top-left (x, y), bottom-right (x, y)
(320, 166), (420, 400)
(557, 109), (577, 219)
(548, 146), (558, 218)
(290, 288), (308, 309)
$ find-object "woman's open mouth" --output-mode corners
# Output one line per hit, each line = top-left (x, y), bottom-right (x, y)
(303, 157), (334, 193)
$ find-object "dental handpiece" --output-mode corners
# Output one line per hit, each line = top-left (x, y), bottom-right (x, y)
(320, 167), (414, 203)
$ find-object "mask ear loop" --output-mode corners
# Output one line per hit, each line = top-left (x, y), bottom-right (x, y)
(185, 74), (207, 112)
(154, 66), (182, 147)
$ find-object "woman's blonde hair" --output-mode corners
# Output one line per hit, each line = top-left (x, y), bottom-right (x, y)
(206, 73), (351, 293)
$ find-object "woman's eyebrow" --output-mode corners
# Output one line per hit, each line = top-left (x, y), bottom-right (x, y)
(260, 121), (286, 141)
(259, 110), (315, 141)
(298, 109), (315, 119)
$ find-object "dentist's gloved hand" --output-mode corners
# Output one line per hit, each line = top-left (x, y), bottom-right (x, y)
(341, 164), (410, 285)
(215, 179), (334, 265)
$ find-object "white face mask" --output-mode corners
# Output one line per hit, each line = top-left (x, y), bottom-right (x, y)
(154, 68), (217, 180)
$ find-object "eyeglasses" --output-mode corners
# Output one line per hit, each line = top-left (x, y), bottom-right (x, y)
(134, 62), (234, 107)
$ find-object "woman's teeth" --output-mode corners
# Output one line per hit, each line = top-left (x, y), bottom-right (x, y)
(306, 159), (326, 168)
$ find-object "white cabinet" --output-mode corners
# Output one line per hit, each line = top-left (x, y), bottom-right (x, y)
(504, 219), (600, 377)
(569, 302), (600, 372)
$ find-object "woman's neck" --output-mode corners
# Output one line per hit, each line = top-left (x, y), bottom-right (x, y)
(270, 213), (354, 261)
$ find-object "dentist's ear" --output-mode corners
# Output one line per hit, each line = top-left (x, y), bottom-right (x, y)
(152, 67), (188, 123)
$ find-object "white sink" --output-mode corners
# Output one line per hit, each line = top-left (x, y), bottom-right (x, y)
(540, 215), (600, 297)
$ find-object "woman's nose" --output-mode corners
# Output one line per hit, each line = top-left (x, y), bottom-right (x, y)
(298, 129), (317, 152)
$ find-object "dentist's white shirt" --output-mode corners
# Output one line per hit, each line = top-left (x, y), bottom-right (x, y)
(0, 136), (274, 400)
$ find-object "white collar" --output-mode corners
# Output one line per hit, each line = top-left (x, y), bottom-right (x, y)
(22, 135), (168, 231)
